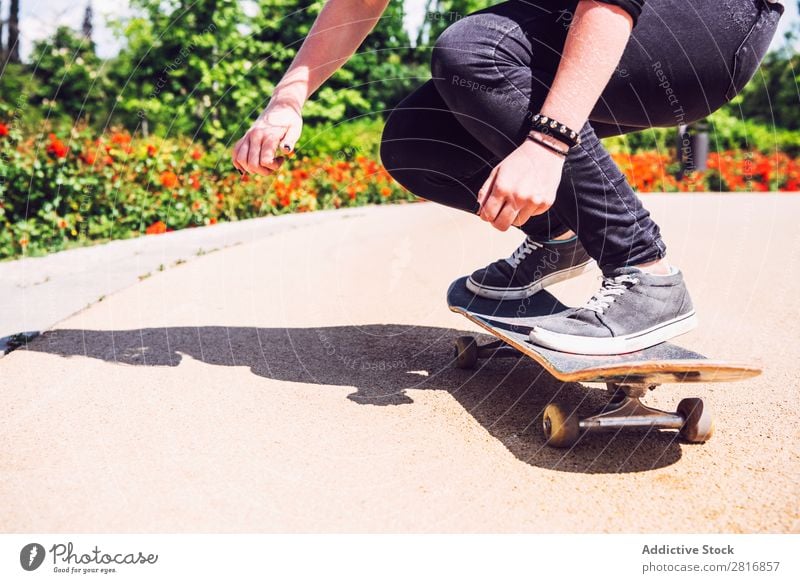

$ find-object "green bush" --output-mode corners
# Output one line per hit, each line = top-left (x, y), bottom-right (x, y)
(603, 110), (800, 157)
(0, 126), (413, 260)
(298, 118), (385, 159)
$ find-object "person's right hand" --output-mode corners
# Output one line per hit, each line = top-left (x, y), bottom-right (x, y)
(232, 100), (303, 176)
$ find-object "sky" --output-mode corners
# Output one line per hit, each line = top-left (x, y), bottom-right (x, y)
(9, 0), (800, 60)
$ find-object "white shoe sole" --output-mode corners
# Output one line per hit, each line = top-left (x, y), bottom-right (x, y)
(466, 260), (596, 301)
(529, 312), (699, 355)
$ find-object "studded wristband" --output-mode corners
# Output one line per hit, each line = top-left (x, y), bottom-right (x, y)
(530, 113), (581, 149)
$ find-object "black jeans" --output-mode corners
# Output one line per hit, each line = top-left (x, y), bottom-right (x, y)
(381, 0), (783, 270)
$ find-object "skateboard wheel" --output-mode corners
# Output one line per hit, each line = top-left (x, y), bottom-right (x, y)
(454, 336), (478, 369)
(677, 398), (715, 443)
(542, 403), (580, 448)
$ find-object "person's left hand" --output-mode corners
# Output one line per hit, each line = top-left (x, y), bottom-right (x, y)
(477, 139), (566, 231)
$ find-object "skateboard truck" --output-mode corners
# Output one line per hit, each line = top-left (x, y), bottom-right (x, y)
(454, 336), (520, 368)
(541, 383), (714, 448)
(453, 336), (715, 448)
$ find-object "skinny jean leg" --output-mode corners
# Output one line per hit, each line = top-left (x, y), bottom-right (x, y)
(380, 79), (569, 241)
(382, 0), (783, 269)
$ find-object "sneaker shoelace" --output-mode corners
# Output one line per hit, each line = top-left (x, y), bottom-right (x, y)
(582, 274), (640, 315)
(504, 238), (543, 268)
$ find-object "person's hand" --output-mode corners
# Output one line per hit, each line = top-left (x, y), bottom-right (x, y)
(232, 99), (303, 176)
(477, 138), (566, 231)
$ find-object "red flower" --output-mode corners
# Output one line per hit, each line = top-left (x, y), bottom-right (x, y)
(46, 134), (69, 158)
(191, 148), (202, 160)
(145, 221), (168, 235)
(160, 171), (179, 188)
(209, 217), (217, 225)
(111, 132), (131, 145)
(147, 144), (157, 157)
(81, 151), (97, 165)
(0, 122), (9, 137)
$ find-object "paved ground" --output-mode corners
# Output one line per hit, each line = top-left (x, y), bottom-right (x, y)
(1, 195), (798, 533)
(0, 208), (356, 342)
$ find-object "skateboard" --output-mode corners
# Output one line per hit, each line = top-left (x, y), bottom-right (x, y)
(447, 276), (761, 448)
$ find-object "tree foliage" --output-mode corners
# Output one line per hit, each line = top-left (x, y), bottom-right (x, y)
(0, 0), (797, 151)
(722, 48), (800, 131)
(29, 26), (107, 124)
(106, 0), (425, 143)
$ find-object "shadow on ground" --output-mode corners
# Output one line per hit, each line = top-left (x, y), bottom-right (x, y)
(26, 325), (684, 473)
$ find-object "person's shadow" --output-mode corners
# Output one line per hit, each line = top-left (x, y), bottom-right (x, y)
(25, 323), (683, 473)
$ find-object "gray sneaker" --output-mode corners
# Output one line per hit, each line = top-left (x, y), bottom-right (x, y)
(528, 266), (698, 355)
(466, 236), (594, 300)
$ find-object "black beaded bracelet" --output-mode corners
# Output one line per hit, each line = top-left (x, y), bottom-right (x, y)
(526, 134), (568, 158)
(530, 113), (580, 149)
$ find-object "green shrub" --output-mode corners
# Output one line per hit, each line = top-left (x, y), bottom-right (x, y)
(0, 126), (413, 260)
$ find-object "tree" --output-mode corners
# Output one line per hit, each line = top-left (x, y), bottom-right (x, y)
(6, 0), (19, 64)
(415, 0), (491, 48)
(723, 49), (800, 131)
(30, 26), (105, 123)
(82, 2), (94, 41)
(331, 0), (425, 114)
(107, 0), (424, 142)
(109, 0), (269, 141)
(1, 0), (5, 65)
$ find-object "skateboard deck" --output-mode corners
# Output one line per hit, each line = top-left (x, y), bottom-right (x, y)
(447, 277), (761, 385)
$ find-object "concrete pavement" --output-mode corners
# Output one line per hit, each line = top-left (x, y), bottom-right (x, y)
(1, 195), (798, 532)
(0, 208), (362, 342)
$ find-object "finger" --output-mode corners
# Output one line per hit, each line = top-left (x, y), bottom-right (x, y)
(261, 155), (286, 176)
(477, 165), (499, 210)
(248, 137), (275, 177)
(492, 202), (518, 232)
(259, 129), (284, 169)
(511, 211), (531, 227)
(235, 139), (252, 174)
(280, 123), (302, 155)
(480, 188), (506, 223)
(231, 140), (245, 173)
(528, 201), (549, 218)
(512, 209), (542, 227)
(512, 202), (539, 227)
(247, 133), (266, 173)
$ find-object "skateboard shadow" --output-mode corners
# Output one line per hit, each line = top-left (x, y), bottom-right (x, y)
(25, 324), (684, 474)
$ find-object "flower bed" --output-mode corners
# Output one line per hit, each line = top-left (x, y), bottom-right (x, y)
(0, 128), (413, 258)
(1, 126), (797, 259)
(611, 150), (800, 192)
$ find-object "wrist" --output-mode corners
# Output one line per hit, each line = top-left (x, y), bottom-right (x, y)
(528, 131), (569, 155)
(268, 87), (305, 114)
(520, 136), (568, 160)
(539, 106), (585, 135)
